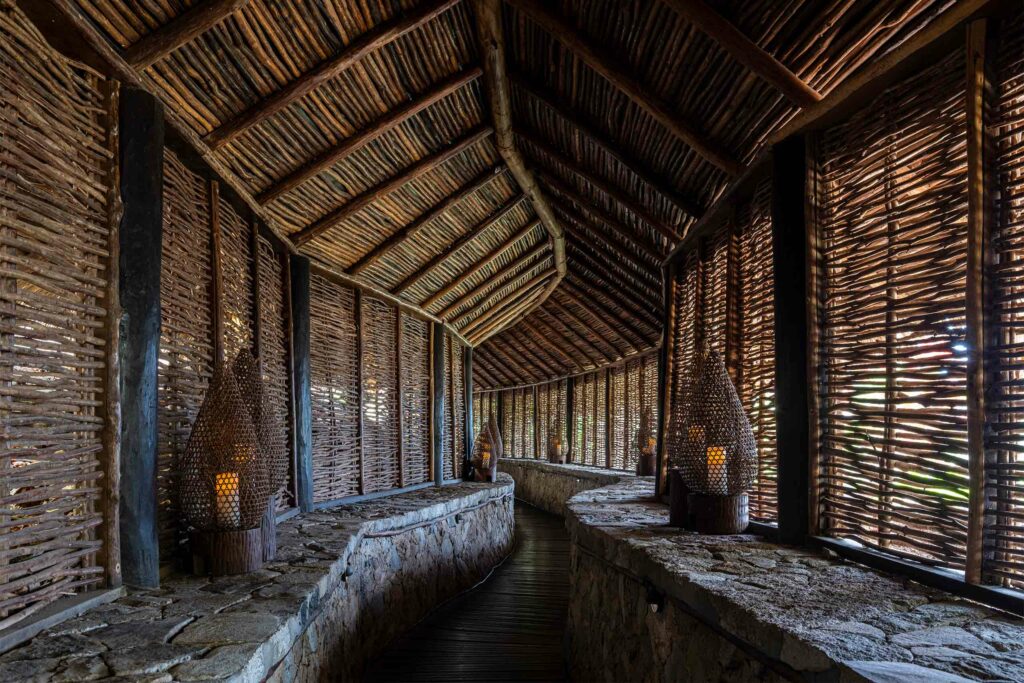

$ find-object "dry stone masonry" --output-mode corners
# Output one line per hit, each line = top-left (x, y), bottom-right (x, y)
(0, 478), (514, 683)
(500, 458), (635, 516)
(566, 478), (1024, 682)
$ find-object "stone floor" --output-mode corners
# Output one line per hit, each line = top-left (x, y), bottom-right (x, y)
(567, 479), (1024, 682)
(0, 479), (513, 682)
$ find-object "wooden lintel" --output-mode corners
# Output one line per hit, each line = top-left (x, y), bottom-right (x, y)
(259, 66), (482, 204)
(348, 165), (506, 275)
(506, 0), (743, 176)
(290, 125), (493, 246)
(205, 0), (462, 148)
(518, 127), (681, 243)
(662, 0), (820, 108)
(124, 0), (250, 69)
(513, 75), (703, 219)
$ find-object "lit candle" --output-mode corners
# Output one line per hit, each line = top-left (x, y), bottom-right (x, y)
(706, 446), (727, 495)
(688, 425), (706, 443)
(215, 472), (240, 528)
(481, 448), (491, 469)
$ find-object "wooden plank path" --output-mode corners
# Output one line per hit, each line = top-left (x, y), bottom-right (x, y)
(364, 503), (570, 682)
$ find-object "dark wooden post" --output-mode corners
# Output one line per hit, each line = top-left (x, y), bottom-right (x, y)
(118, 87), (164, 588)
(655, 262), (676, 498)
(290, 255), (314, 512)
(772, 134), (812, 544)
(464, 344), (474, 479)
(431, 322), (446, 486)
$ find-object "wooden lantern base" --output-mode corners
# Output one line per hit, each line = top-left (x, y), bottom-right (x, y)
(191, 528), (264, 576)
(637, 453), (656, 477)
(548, 449), (566, 464)
(687, 493), (749, 534)
(668, 470), (689, 528)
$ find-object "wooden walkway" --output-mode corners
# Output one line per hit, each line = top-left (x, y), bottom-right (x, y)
(364, 503), (570, 682)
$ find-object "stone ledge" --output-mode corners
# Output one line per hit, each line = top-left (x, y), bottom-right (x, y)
(501, 458), (637, 516)
(0, 477), (515, 683)
(566, 478), (1024, 683)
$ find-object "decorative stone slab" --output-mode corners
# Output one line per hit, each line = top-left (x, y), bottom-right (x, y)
(0, 477), (515, 683)
(501, 458), (637, 516)
(565, 478), (1024, 683)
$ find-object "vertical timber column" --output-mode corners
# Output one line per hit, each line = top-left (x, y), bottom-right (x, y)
(431, 322), (446, 486)
(290, 255), (313, 512)
(464, 345), (474, 479)
(772, 135), (812, 544)
(118, 88), (164, 588)
(656, 262), (676, 498)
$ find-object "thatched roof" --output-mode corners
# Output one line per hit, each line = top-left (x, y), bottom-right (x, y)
(59, 0), (958, 386)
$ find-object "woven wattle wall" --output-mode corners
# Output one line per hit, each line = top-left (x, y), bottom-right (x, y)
(219, 197), (253, 361)
(362, 296), (400, 493)
(0, 4), (116, 626)
(400, 314), (430, 487)
(159, 150), (213, 561)
(817, 49), (968, 568)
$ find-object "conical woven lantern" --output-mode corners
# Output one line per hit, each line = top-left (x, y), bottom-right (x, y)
(670, 351), (756, 533)
(547, 411), (566, 464)
(181, 351), (279, 575)
(471, 415), (502, 482)
(635, 406), (656, 476)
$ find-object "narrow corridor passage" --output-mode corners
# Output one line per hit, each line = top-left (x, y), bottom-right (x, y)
(365, 503), (570, 682)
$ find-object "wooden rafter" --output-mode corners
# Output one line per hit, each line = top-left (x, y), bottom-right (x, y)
(472, 361), (498, 387)
(434, 241), (550, 316)
(510, 330), (568, 376)
(564, 277), (657, 346)
(475, 351), (518, 386)
(421, 235), (547, 309)
(517, 327), (575, 375)
(662, 0), (821, 108)
(569, 267), (659, 328)
(567, 242), (660, 304)
(258, 66), (482, 204)
(518, 127), (681, 243)
(205, 0), (462, 148)
(450, 262), (554, 325)
(507, 332), (561, 377)
(556, 212), (661, 289)
(124, 0), (250, 69)
(466, 275), (553, 342)
(348, 165), (506, 275)
(493, 340), (546, 382)
(290, 126), (493, 246)
(517, 320), (586, 373)
(512, 75), (702, 219)
(506, 0), (743, 176)
(529, 312), (604, 369)
(546, 295), (625, 361)
(460, 268), (555, 335)
(391, 196), (528, 295)
(538, 171), (665, 260)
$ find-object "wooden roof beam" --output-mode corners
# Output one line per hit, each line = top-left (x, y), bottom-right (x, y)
(348, 165), (506, 275)
(520, 319), (587, 373)
(437, 242), (550, 318)
(518, 128), (681, 243)
(507, 331), (563, 377)
(554, 210), (661, 289)
(506, 0), (743, 176)
(450, 263), (555, 326)
(514, 327), (575, 376)
(205, 0), (462, 148)
(473, 0), (565, 327)
(512, 75), (703, 219)
(421, 234), (547, 309)
(529, 313), (604, 369)
(475, 351), (519, 386)
(486, 343), (542, 384)
(124, 0), (250, 69)
(569, 266), (659, 328)
(540, 176), (664, 261)
(546, 295), (628, 360)
(563, 278), (657, 347)
(567, 242), (660, 304)
(290, 125), (492, 246)
(460, 268), (555, 336)
(662, 0), (821, 108)
(258, 67), (482, 204)
(391, 196), (529, 295)
(466, 276), (554, 342)
(498, 339), (550, 382)
(472, 361), (497, 387)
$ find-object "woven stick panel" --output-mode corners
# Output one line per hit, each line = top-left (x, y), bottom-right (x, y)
(441, 334), (454, 480)
(817, 49), (968, 569)
(400, 314), (430, 487)
(309, 274), (360, 502)
(595, 370), (607, 467)
(257, 236), (294, 513)
(740, 179), (777, 523)
(701, 229), (730, 358)
(522, 386), (535, 459)
(988, 8), (1024, 588)
(0, 4), (112, 625)
(667, 250), (701, 473)
(361, 296), (400, 493)
(608, 366), (626, 469)
(500, 389), (515, 461)
(218, 196), (253, 362)
(573, 376), (588, 465)
(159, 150), (213, 561)
(448, 334), (466, 478)
(536, 381), (566, 459)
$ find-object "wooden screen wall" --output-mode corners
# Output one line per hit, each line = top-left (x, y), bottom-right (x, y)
(815, 49), (969, 569)
(574, 371), (608, 467)
(309, 273), (433, 502)
(158, 150), (296, 559)
(441, 332), (467, 480)
(667, 180), (777, 520)
(537, 380), (568, 457)
(472, 390), (497, 437)
(489, 379), (567, 460)
(0, 6), (119, 626)
(608, 355), (659, 471)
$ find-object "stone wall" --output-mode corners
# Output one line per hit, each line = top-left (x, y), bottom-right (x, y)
(0, 478), (515, 683)
(500, 458), (635, 516)
(566, 479), (1024, 683)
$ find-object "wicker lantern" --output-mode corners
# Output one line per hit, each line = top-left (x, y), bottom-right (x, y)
(635, 406), (656, 476)
(547, 411), (566, 464)
(471, 415), (503, 482)
(670, 351), (756, 534)
(181, 351), (284, 575)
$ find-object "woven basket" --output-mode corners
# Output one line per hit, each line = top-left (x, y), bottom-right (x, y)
(670, 351), (756, 496)
(471, 415), (502, 482)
